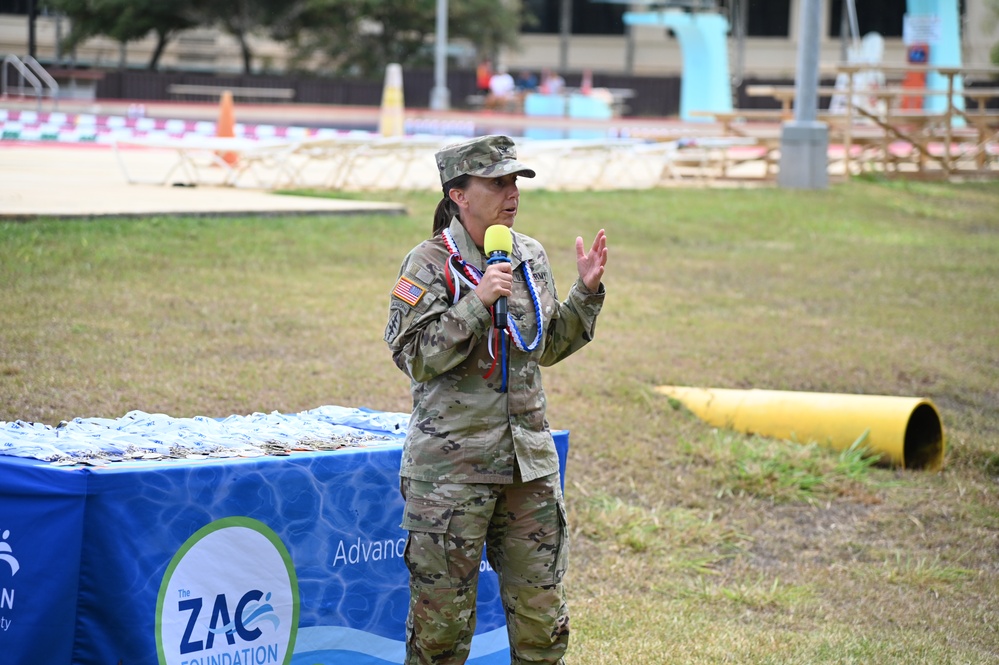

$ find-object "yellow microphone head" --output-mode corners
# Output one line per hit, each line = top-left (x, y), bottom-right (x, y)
(484, 225), (513, 256)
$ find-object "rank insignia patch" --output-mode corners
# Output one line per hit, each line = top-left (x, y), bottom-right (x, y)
(392, 276), (426, 306)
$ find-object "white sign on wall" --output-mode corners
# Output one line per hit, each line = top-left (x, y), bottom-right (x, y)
(903, 14), (941, 46)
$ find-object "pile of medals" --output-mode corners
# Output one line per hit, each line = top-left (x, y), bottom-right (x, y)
(0, 405), (408, 466)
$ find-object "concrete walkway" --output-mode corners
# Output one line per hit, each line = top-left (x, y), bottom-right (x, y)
(1, 142), (407, 220)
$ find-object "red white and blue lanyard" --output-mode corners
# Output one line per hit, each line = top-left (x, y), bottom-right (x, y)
(441, 228), (544, 390)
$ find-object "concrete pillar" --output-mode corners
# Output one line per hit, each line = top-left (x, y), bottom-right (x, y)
(778, 0), (829, 189)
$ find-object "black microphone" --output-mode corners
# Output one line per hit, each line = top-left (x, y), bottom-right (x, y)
(483, 225), (512, 329)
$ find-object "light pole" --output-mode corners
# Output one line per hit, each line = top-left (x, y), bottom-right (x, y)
(430, 0), (451, 110)
(559, 0), (571, 71)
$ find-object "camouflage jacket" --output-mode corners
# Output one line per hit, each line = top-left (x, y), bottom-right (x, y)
(385, 217), (605, 483)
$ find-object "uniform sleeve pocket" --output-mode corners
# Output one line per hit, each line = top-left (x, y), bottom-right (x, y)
(400, 497), (453, 533)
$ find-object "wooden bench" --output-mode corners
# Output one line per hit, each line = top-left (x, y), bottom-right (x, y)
(746, 83), (999, 115)
(745, 85), (842, 112)
(46, 68), (105, 82)
(468, 88), (634, 116)
(689, 109), (791, 136)
(465, 94), (486, 110)
(166, 84), (295, 101)
(597, 88), (635, 116)
(46, 68), (106, 102)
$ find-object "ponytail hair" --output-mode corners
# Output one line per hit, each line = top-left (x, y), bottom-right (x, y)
(431, 174), (471, 237)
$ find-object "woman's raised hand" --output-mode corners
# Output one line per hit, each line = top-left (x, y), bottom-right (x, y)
(576, 229), (608, 292)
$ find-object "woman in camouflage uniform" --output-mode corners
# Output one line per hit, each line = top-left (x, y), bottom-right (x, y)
(385, 135), (608, 665)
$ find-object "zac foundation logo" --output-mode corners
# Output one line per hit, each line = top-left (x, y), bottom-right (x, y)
(156, 517), (299, 665)
(1, 528), (18, 633)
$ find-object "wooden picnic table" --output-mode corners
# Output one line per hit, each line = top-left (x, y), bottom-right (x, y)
(713, 64), (999, 178)
(835, 65), (999, 175)
(744, 85), (841, 113)
(745, 83), (999, 114)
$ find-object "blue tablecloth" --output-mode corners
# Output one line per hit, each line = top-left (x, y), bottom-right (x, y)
(0, 417), (568, 665)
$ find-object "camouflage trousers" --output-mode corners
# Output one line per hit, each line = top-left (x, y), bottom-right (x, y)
(400, 471), (569, 665)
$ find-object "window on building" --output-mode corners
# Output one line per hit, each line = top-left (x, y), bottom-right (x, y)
(523, 0), (626, 36)
(831, 0), (968, 39)
(745, 0), (791, 37)
(0, 0), (31, 13)
(522, 0), (559, 33)
(828, 0), (907, 38)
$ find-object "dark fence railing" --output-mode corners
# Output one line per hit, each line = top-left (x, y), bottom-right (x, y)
(72, 66), (999, 117)
(92, 68), (706, 118)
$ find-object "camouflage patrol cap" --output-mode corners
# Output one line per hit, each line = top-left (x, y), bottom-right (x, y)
(435, 135), (536, 185)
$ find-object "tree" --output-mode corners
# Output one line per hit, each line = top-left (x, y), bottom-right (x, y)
(452, 0), (526, 63)
(987, 0), (999, 68)
(44, 0), (526, 77)
(283, 0), (524, 79)
(45, 0), (289, 73)
(44, 0), (197, 70)
(185, 0), (292, 74)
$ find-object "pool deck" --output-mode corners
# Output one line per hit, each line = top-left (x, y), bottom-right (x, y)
(0, 99), (750, 220)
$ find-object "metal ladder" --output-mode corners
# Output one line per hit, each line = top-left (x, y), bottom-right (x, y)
(2, 55), (60, 111)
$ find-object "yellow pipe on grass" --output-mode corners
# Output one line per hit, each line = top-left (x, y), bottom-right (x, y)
(655, 386), (945, 471)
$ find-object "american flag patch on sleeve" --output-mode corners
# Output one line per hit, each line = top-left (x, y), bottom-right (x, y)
(392, 276), (426, 306)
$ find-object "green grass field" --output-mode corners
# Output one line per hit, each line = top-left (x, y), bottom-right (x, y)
(2, 179), (997, 663)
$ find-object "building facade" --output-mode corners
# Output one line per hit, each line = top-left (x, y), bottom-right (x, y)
(0, 1), (995, 82)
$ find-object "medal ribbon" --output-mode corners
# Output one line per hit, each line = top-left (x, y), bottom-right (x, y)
(441, 228), (544, 354)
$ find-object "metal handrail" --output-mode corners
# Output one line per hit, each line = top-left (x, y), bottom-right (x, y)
(22, 55), (60, 110)
(1, 54), (60, 112)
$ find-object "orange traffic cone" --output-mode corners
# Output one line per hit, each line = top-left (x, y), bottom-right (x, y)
(216, 90), (238, 167)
